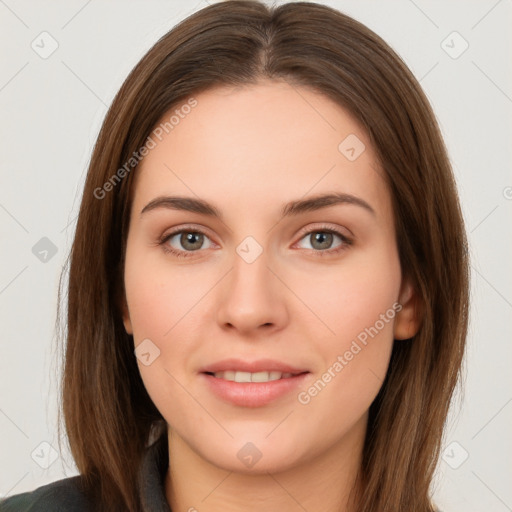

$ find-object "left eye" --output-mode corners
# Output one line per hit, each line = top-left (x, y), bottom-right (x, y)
(296, 230), (348, 251)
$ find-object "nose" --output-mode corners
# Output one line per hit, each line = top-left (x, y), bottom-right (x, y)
(215, 248), (289, 336)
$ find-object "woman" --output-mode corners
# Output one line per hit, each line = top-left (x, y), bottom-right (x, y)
(0, 1), (469, 511)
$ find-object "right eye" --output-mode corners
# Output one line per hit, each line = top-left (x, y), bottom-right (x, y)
(159, 228), (215, 258)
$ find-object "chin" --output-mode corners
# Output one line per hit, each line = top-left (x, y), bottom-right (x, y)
(190, 431), (307, 474)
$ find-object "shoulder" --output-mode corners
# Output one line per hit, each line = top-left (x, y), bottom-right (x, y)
(0, 475), (93, 512)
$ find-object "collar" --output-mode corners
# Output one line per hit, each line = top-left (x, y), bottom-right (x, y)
(138, 432), (172, 512)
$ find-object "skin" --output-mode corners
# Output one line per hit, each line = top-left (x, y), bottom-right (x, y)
(121, 79), (419, 512)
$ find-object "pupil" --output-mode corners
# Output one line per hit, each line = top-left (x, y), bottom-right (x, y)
(181, 232), (203, 250)
(312, 232), (332, 250)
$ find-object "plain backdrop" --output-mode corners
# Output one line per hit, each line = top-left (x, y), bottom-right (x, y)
(1, 1), (511, 510)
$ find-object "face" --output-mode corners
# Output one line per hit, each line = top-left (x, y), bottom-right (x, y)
(122, 80), (418, 474)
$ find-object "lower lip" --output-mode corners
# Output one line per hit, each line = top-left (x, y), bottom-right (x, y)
(200, 372), (310, 408)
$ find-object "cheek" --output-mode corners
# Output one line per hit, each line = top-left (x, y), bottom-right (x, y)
(124, 252), (207, 342)
(291, 245), (401, 345)
(123, 255), (206, 420)
(123, 249), (216, 398)
(291, 250), (401, 418)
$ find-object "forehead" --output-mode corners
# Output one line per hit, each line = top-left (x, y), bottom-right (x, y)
(132, 80), (390, 221)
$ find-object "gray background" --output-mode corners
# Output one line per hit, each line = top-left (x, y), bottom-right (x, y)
(1, 0), (511, 510)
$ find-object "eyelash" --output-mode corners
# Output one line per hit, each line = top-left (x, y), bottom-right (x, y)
(158, 224), (353, 259)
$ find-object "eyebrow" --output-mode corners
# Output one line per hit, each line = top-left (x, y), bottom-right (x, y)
(140, 192), (376, 219)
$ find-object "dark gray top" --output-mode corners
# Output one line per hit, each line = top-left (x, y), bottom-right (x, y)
(0, 433), (171, 511)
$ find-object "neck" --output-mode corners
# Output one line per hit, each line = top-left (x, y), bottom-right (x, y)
(164, 416), (366, 512)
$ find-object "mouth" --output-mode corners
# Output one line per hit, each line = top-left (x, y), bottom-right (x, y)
(198, 358), (311, 407)
(203, 370), (308, 383)
(199, 368), (311, 407)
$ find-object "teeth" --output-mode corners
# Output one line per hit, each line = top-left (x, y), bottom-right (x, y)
(212, 370), (295, 382)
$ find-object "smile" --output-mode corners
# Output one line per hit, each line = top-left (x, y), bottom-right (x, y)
(207, 370), (298, 382)
(201, 371), (310, 407)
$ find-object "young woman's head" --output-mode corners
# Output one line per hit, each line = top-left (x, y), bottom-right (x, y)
(59, 1), (469, 511)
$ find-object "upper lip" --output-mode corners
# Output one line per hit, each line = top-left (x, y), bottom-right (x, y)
(199, 358), (309, 375)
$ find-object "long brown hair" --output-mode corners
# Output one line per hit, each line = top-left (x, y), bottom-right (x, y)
(57, 1), (469, 510)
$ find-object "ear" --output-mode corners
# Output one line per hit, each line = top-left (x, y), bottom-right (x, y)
(394, 277), (422, 340)
(120, 295), (133, 335)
